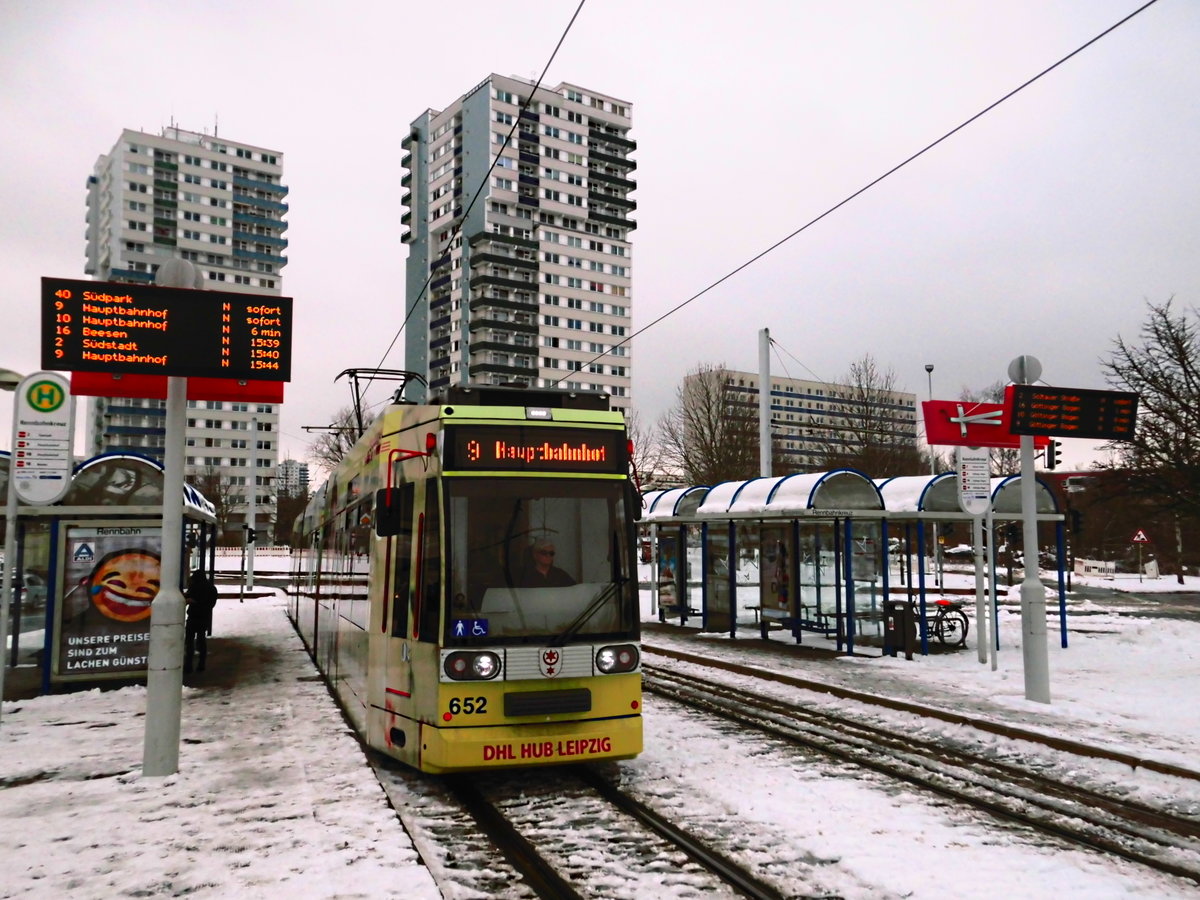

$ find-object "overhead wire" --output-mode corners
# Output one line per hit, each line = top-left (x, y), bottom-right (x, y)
(550, 0), (1161, 386)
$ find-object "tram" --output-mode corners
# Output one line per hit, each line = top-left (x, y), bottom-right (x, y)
(289, 380), (642, 773)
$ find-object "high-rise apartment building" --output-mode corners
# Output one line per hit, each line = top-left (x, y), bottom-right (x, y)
(83, 126), (288, 540)
(708, 370), (919, 472)
(276, 458), (310, 498)
(402, 75), (635, 408)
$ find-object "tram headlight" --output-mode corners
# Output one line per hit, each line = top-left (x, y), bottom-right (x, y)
(443, 651), (502, 681)
(595, 644), (639, 674)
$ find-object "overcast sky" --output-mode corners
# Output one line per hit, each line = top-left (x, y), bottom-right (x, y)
(1, 0), (1196, 471)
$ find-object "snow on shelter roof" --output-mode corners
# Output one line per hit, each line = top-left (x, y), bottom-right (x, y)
(644, 485), (710, 521)
(874, 473), (1060, 516)
(695, 469), (884, 516)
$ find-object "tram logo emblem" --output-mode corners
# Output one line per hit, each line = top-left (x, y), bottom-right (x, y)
(539, 648), (561, 677)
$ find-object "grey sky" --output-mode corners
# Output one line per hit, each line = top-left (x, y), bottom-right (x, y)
(1, 0), (1196, 471)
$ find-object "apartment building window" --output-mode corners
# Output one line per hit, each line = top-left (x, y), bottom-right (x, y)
(127, 182), (148, 193)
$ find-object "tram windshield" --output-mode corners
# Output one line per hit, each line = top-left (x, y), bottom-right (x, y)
(445, 478), (636, 644)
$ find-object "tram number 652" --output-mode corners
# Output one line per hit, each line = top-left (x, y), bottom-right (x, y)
(449, 696), (487, 715)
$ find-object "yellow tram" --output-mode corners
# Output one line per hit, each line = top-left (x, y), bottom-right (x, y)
(289, 384), (642, 773)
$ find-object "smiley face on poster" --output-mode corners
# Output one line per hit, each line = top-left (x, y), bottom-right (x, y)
(87, 548), (161, 622)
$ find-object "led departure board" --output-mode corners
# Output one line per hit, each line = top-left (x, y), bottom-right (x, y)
(1008, 384), (1138, 440)
(41, 277), (293, 381)
(444, 425), (627, 473)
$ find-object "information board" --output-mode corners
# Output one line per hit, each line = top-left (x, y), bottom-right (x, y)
(41, 277), (292, 381)
(1007, 385), (1137, 440)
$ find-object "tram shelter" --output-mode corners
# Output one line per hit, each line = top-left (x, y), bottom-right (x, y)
(2, 452), (217, 698)
(644, 470), (1066, 658)
(645, 469), (888, 654)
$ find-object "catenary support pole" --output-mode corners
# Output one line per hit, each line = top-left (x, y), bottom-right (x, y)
(1010, 354), (1050, 703)
(759, 328), (770, 478)
(973, 515), (988, 665)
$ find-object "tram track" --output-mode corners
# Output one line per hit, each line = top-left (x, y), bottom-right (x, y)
(372, 754), (792, 899)
(641, 647), (1200, 886)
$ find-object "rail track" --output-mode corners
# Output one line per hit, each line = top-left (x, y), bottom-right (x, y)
(642, 644), (1200, 886)
(373, 757), (794, 899)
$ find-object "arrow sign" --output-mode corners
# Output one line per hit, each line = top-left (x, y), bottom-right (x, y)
(1130, 529), (1151, 544)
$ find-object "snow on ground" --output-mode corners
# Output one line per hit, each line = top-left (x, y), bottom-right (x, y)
(1, 557), (1198, 898)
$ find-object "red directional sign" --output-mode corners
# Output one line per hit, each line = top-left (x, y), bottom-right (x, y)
(1130, 529), (1151, 544)
(922, 400), (1050, 449)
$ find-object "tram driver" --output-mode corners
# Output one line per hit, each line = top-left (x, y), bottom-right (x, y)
(518, 539), (577, 588)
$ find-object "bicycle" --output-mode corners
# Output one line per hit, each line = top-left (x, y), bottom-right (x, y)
(930, 598), (969, 647)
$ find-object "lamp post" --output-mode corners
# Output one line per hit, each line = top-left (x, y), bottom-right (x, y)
(925, 364), (941, 587)
(1, 367), (26, 719)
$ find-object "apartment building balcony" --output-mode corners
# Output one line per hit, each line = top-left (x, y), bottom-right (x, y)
(587, 169), (637, 191)
(468, 360), (536, 379)
(153, 160), (179, 172)
(401, 171), (412, 188)
(467, 314), (538, 335)
(233, 175), (289, 197)
(233, 193), (289, 214)
(430, 254), (452, 272)
(588, 128), (637, 152)
(519, 151), (540, 165)
(154, 178), (177, 191)
(232, 248), (288, 265)
(233, 211), (288, 231)
(468, 231), (538, 251)
(469, 271), (537, 292)
(589, 190), (637, 210)
(468, 296), (539, 318)
(469, 251), (537, 270)
(233, 229), (288, 248)
(108, 268), (155, 282)
(588, 210), (636, 230)
(588, 149), (636, 171)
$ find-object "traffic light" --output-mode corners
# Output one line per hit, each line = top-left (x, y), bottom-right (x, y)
(1046, 440), (1063, 470)
(245, 526), (257, 544)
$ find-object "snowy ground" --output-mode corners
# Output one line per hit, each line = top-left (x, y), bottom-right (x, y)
(1, 560), (1198, 898)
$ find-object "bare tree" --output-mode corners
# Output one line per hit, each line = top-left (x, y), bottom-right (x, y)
(658, 363), (760, 485)
(623, 410), (669, 491)
(821, 355), (925, 477)
(274, 490), (310, 547)
(1101, 299), (1200, 515)
(188, 465), (238, 541)
(308, 405), (363, 474)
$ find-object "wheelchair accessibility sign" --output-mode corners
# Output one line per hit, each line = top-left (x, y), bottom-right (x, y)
(452, 619), (489, 638)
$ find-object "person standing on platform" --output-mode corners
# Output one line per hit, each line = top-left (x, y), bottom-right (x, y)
(184, 570), (218, 673)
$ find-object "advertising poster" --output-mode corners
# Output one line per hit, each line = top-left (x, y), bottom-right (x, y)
(762, 526), (792, 615)
(55, 525), (162, 679)
(657, 535), (679, 610)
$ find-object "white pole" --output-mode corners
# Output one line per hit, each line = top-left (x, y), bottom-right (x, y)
(759, 328), (770, 478)
(1008, 352), (1050, 703)
(0, 453), (18, 722)
(1, 368), (26, 724)
(143, 375), (188, 774)
(973, 515), (987, 664)
(247, 415), (257, 591)
(986, 505), (998, 671)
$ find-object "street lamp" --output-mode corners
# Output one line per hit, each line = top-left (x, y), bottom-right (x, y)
(924, 364), (942, 587)
(1, 367), (26, 721)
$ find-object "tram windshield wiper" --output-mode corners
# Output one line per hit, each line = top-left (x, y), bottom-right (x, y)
(550, 579), (623, 647)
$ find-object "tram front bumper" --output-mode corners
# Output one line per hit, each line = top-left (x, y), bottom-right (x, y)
(418, 714), (642, 773)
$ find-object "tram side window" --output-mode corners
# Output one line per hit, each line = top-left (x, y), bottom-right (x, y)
(389, 483), (415, 638)
(418, 483), (441, 643)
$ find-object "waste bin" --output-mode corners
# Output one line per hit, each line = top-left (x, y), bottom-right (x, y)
(883, 599), (917, 660)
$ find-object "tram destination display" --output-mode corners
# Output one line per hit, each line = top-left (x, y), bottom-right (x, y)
(1007, 384), (1137, 440)
(444, 425), (627, 473)
(41, 277), (293, 381)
